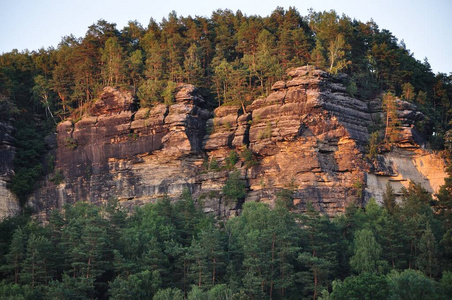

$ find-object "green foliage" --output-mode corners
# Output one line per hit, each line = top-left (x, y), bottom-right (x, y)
(382, 182), (397, 214)
(441, 271), (452, 298)
(9, 118), (47, 206)
(0, 281), (41, 299)
(388, 269), (445, 300)
(350, 228), (387, 274)
(222, 170), (246, 204)
(346, 78), (357, 97)
(353, 181), (364, 200)
(1, 7), (449, 147)
(162, 81), (177, 106)
(275, 188), (294, 210)
(327, 34), (351, 74)
(109, 270), (161, 300)
(205, 157), (220, 171)
(9, 166), (43, 206)
(0, 184), (451, 299)
(64, 137), (77, 149)
(417, 223), (439, 277)
(258, 121), (272, 140)
(138, 79), (165, 107)
(366, 131), (380, 162)
(50, 169), (64, 185)
(0, 96), (19, 121)
(330, 272), (390, 300)
(240, 147), (258, 168)
(153, 287), (184, 300)
(224, 151), (239, 170)
(0, 8), (452, 295)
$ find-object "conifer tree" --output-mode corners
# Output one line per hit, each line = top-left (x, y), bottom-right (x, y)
(350, 228), (387, 274)
(5, 228), (26, 284)
(382, 92), (400, 143)
(20, 233), (53, 287)
(383, 182), (397, 214)
(417, 223), (438, 277)
(100, 36), (125, 86)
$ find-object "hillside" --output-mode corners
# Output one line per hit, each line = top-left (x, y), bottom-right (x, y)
(0, 8), (451, 217)
(17, 66), (443, 222)
(0, 7), (452, 299)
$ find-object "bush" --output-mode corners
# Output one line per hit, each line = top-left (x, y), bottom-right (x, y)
(64, 137), (77, 149)
(225, 151), (239, 170)
(50, 169), (64, 185)
(222, 170), (246, 204)
(241, 147), (258, 168)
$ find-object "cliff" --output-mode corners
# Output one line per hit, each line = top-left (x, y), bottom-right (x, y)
(27, 66), (446, 219)
(0, 121), (19, 218)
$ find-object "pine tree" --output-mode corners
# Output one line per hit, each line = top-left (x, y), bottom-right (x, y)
(436, 164), (452, 230)
(350, 228), (387, 274)
(4, 228), (26, 284)
(382, 182), (397, 214)
(382, 92), (400, 144)
(417, 223), (438, 277)
(20, 233), (53, 287)
(310, 40), (327, 68)
(298, 205), (340, 299)
(402, 82), (416, 102)
(125, 49), (144, 95)
(183, 44), (204, 87)
(100, 36), (125, 86)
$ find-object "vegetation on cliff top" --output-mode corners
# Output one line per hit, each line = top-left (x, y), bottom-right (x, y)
(1, 7), (451, 141)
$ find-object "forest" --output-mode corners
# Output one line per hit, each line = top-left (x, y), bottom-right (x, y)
(1, 180), (452, 299)
(1, 6), (452, 299)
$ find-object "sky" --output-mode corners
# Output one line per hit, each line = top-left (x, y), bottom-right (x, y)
(0, 0), (451, 74)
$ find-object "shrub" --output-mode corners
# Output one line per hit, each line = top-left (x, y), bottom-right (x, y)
(222, 170), (246, 204)
(241, 147), (258, 168)
(64, 137), (77, 149)
(225, 151), (239, 170)
(50, 169), (64, 185)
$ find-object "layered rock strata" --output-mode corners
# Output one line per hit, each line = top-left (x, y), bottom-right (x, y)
(0, 121), (19, 218)
(28, 67), (447, 219)
(29, 85), (211, 218)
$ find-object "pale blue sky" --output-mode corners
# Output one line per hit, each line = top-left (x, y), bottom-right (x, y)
(0, 0), (450, 74)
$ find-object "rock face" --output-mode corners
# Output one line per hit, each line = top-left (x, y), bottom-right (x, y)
(366, 148), (446, 202)
(29, 85), (211, 219)
(0, 121), (19, 218)
(28, 67), (447, 219)
(203, 67), (369, 215)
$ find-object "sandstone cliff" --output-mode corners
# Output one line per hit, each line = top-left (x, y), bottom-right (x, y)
(0, 121), (19, 218)
(27, 66), (447, 219)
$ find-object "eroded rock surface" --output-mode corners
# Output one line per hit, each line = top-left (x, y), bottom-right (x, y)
(0, 121), (19, 218)
(29, 67), (447, 219)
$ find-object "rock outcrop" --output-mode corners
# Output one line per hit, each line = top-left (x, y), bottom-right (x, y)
(0, 121), (19, 218)
(203, 67), (369, 215)
(28, 67), (447, 219)
(29, 85), (211, 219)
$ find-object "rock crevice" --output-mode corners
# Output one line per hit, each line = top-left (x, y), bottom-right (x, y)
(27, 67), (446, 219)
